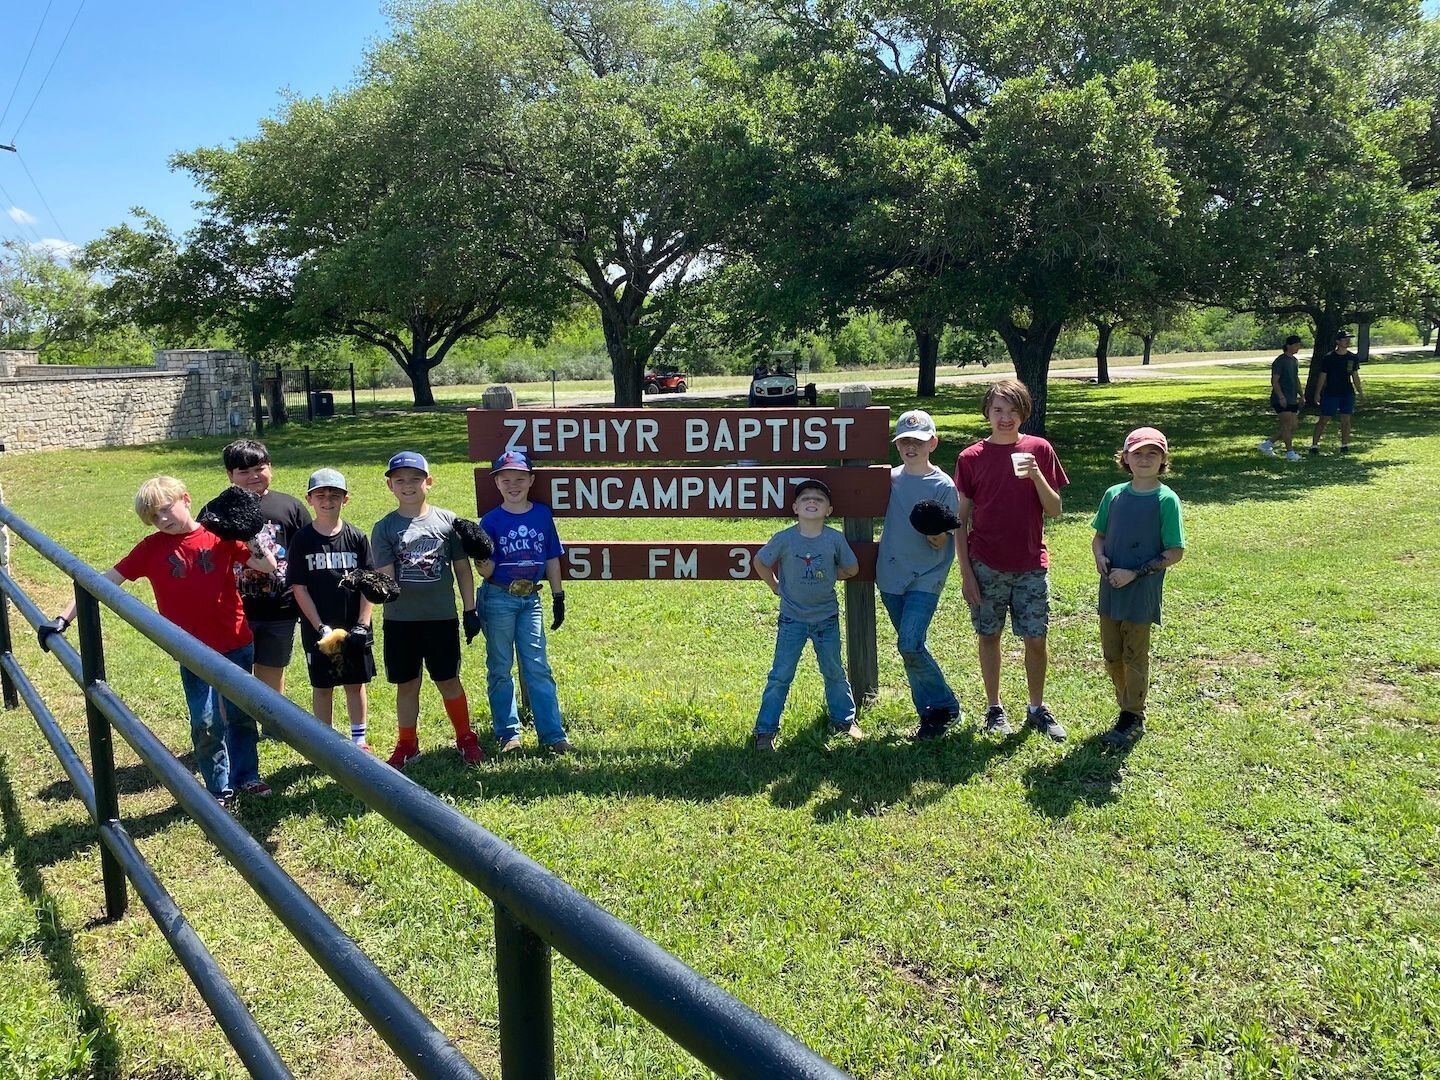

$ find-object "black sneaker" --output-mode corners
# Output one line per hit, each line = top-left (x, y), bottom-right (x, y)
(1340, 444), (1352, 454)
(1027, 704), (1067, 742)
(216, 789), (238, 812)
(1100, 710), (1145, 748)
(982, 705), (1014, 735)
(912, 706), (952, 741)
(1308, 446), (1320, 456)
(753, 732), (777, 752)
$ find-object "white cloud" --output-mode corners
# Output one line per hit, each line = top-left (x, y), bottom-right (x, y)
(6, 206), (37, 225)
(30, 238), (80, 260)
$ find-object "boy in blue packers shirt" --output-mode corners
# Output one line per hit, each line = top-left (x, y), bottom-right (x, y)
(1091, 427), (1186, 747)
(478, 449), (572, 754)
(751, 478), (862, 751)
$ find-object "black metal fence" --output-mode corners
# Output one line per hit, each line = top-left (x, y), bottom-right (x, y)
(254, 362), (359, 432)
(0, 506), (850, 1080)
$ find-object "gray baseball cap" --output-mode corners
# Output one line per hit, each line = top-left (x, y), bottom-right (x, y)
(307, 468), (348, 493)
(892, 409), (938, 442)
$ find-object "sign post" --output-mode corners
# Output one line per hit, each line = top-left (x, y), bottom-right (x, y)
(838, 385), (878, 705)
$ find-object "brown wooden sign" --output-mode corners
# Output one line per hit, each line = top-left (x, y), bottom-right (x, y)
(468, 407), (890, 463)
(561, 541), (879, 582)
(474, 465), (891, 518)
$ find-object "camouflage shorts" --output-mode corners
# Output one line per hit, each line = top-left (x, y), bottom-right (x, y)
(968, 560), (1050, 638)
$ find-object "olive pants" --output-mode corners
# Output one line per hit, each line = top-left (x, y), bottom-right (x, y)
(1099, 616), (1152, 714)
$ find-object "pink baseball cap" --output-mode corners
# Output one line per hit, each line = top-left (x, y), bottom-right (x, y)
(1124, 427), (1168, 454)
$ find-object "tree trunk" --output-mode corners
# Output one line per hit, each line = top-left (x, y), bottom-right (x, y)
(1357, 315), (1372, 364)
(1305, 307), (1339, 406)
(1142, 333), (1153, 366)
(407, 354), (437, 408)
(599, 309), (645, 407)
(1094, 321), (1113, 385)
(914, 324), (939, 398)
(994, 314), (1064, 435)
(1434, 322), (1439, 355)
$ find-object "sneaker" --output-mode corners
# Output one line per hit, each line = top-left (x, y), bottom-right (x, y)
(354, 740), (374, 754)
(1027, 704), (1067, 742)
(456, 732), (486, 766)
(1258, 440), (1275, 456)
(1101, 710), (1146, 748)
(216, 789), (238, 811)
(1340, 444), (1352, 454)
(1284, 450), (1302, 461)
(499, 736), (523, 754)
(753, 732), (777, 751)
(545, 739), (573, 754)
(386, 743), (421, 770)
(982, 705), (1014, 736)
(912, 706), (952, 741)
(833, 721), (864, 740)
(1308, 446), (1320, 456)
(239, 779), (272, 798)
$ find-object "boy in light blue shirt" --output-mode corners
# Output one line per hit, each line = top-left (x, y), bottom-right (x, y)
(751, 479), (861, 750)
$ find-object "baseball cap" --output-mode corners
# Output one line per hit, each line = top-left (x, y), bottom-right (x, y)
(1123, 427), (1168, 454)
(491, 448), (534, 474)
(1284, 334), (1303, 346)
(385, 451), (430, 476)
(892, 409), (937, 442)
(1336, 329), (1352, 340)
(792, 477), (832, 501)
(306, 468), (347, 493)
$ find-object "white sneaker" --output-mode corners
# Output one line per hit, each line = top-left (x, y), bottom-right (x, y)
(1285, 450), (1301, 461)
(1258, 440), (1276, 456)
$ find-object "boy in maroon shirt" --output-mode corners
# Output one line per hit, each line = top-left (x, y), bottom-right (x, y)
(955, 380), (1070, 741)
(39, 476), (278, 806)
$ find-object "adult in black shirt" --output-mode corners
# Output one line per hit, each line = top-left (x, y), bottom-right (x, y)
(203, 439), (312, 694)
(1308, 330), (1365, 455)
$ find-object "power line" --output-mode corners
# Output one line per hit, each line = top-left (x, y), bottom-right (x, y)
(14, 153), (69, 243)
(9, 0), (88, 143)
(0, 0), (58, 134)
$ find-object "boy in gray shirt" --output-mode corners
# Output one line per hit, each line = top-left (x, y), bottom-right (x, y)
(751, 479), (861, 750)
(876, 409), (962, 739)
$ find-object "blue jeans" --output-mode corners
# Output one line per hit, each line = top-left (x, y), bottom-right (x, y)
(179, 643), (259, 796)
(754, 615), (856, 734)
(881, 590), (958, 718)
(481, 585), (567, 745)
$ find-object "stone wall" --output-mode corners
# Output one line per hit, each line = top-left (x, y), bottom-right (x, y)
(0, 350), (255, 454)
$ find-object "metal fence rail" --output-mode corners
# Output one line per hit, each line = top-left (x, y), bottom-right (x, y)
(0, 504), (850, 1080)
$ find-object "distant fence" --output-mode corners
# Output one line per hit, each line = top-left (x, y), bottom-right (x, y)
(0, 503), (849, 1079)
(254, 362), (358, 431)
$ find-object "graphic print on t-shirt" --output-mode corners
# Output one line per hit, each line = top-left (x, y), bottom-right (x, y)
(396, 536), (446, 581)
(793, 549), (828, 583)
(303, 549), (360, 572)
(236, 520), (289, 599)
(493, 522), (549, 579)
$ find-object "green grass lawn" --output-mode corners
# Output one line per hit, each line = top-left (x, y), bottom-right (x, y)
(1, 372), (1438, 1078)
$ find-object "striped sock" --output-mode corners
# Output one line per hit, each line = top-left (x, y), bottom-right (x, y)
(350, 722), (368, 745)
(443, 694), (473, 740)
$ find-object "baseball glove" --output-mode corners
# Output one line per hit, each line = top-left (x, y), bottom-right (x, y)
(454, 518), (494, 562)
(198, 485), (266, 541)
(909, 499), (961, 536)
(339, 568), (401, 604)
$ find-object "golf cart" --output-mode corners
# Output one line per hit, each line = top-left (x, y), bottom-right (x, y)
(747, 351), (817, 407)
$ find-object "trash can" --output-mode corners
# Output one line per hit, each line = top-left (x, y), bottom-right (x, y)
(310, 391), (335, 417)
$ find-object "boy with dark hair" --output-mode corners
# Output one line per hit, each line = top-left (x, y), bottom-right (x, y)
(1259, 335), (1304, 461)
(205, 439), (310, 695)
(875, 409), (962, 739)
(751, 478), (862, 750)
(955, 379), (1070, 741)
(370, 451), (484, 769)
(477, 449), (572, 753)
(39, 476), (278, 806)
(1309, 329), (1365, 454)
(1092, 428), (1186, 747)
(288, 469), (376, 750)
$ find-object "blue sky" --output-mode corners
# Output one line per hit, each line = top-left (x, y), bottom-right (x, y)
(0, 1), (391, 254)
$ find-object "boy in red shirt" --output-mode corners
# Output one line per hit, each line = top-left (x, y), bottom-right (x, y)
(955, 380), (1070, 741)
(39, 476), (278, 806)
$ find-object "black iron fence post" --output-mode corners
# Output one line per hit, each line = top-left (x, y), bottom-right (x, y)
(251, 356), (264, 436)
(74, 585), (127, 919)
(495, 902), (555, 1079)
(349, 363), (358, 415)
(304, 365), (314, 421)
(0, 582), (17, 709)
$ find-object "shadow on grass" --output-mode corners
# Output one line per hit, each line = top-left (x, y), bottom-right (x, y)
(0, 754), (124, 1077)
(1020, 732), (1138, 819)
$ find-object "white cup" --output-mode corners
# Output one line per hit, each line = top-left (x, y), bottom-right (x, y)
(1011, 451), (1030, 477)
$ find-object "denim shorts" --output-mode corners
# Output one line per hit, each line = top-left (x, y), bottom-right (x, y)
(1319, 391), (1355, 417)
(968, 560), (1051, 638)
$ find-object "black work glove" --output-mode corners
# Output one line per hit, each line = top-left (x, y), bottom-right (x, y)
(37, 615), (70, 653)
(349, 623), (370, 640)
(550, 591), (566, 632)
(462, 607), (483, 645)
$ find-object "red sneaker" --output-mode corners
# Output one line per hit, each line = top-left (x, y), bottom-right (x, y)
(456, 732), (485, 766)
(386, 743), (421, 770)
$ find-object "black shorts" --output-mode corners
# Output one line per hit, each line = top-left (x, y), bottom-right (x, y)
(303, 631), (376, 689)
(1270, 394), (1299, 414)
(250, 617), (298, 667)
(382, 618), (461, 684)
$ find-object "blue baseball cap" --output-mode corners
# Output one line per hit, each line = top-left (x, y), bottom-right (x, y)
(385, 451), (429, 476)
(491, 448), (533, 474)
